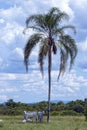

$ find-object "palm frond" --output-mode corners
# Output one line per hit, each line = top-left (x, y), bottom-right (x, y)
(48, 7), (60, 14)
(58, 48), (68, 80)
(53, 28), (64, 36)
(44, 7), (69, 31)
(53, 25), (76, 37)
(64, 35), (77, 69)
(52, 43), (57, 54)
(53, 12), (69, 24)
(26, 14), (40, 27)
(57, 34), (77, 79)
(60, 25), (76, 34)
(50, 10), (69, 29)
(38, 38), (49, 76)
(26, 14), (49, 33)
(60, 35), (78, 62)
(24, 33), (42, 72)
(48, 7), (69, 19)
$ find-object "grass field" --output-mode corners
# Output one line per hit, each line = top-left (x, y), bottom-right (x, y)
(0, 116), (87, 130)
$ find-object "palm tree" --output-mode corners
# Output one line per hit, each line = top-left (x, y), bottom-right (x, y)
(23, 7), (77, 123)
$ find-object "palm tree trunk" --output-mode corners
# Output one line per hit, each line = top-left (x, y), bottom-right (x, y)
(47, 44), (52, 123)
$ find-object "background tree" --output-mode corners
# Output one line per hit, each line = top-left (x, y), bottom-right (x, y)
(5, 99), (16, 108)
(84, 99), (87, 121)
(23, 7), (77, 123)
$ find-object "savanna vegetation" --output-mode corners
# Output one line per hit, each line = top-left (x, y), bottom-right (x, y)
(0, 116), (87, 130)
(0, 99), (87, 130)
(0, 99), (87, 118)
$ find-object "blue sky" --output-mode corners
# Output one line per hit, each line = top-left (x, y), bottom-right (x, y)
(0, 0), (87, 103)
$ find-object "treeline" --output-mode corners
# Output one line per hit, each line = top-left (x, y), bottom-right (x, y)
(0, 99), (87, 116)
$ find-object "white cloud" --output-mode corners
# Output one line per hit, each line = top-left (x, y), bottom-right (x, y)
(51, 70), (87, 99)
(0, 67), (87, 102)
(0, 0), (75, 73)
(71, 0), (87, 8)
(0, 57), (3, 65)
(70, 0), (87, 28)
(83, 69), (87, 72)
(0, 95), (8, 101)
(0, 22), (24, 45)
(79, 38), (87, 52)
(0, 88), (18, 93)
(51, 0), (74, 19)
(77, 38), (87, 70)
(12, 47), (24, 60)
(0, 5), (26, 23)
(2, 0), (74, 19)
(0, 73), (16, 80)
(0, 0), (87, 102)
(0, 18), (5, 23)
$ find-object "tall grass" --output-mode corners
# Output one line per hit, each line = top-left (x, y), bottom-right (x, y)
(0, 116), (87, 130)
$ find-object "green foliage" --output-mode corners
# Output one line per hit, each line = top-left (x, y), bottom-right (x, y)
(0, 116), (87, 130)
(51, 110), (82, 116)
(60, 110), (80, 116)
(51, 111), (60, 116)
(84, 102), (87, 121)
(0, 99), (87, 117)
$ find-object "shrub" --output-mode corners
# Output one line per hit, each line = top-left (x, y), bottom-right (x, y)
(51, 111), (60, 116)
(60, 110), (79, 116)
(84, 104), (87, 121)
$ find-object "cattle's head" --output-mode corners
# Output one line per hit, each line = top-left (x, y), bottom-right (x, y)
(24, 111), (26, 114)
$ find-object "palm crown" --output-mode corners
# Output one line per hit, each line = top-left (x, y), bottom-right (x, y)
(24, 7), (77, 78)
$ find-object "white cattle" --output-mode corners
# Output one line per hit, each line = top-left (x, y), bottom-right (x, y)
(23, 110), (44, 123)
(37, 111), (44, 123)
(24, 111), (37, 123)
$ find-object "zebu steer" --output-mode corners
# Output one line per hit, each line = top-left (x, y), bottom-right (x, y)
(37, 111), (44, 123)
(24, 111), (37, 123)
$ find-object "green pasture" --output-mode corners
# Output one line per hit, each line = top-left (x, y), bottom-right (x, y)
(0, 116), (87, 130)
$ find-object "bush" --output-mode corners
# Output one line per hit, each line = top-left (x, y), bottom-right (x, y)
(51, 111), (60, 116)
(60, 110), (80, 116)
(51, 110), (80, 116)
(84, 104), (87, 121)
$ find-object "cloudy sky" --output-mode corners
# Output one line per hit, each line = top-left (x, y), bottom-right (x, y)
(0, 0), (87, 103)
